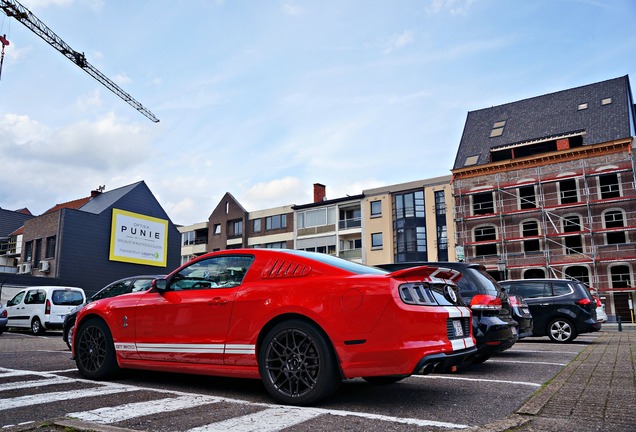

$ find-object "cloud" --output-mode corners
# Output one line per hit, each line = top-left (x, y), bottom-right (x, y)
(426, 0), (477, 16)
(281, 2), (304, 16)
(76, 89), (102, 111)
(383, 30), (415, 54)
(241, 177), (308, 209)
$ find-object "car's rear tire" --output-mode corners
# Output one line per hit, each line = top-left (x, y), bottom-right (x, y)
(65, 324), (75, 350)
(75, 318), (119, 379)
(259, 319), (341, 406)
(363, 375), (407, 385)
(547, 318), (577, 343)
(31, 317), (45, 335)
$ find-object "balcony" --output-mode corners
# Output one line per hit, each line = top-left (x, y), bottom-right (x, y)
(339, 248), (362, 260)
(338, 217), (361, 230)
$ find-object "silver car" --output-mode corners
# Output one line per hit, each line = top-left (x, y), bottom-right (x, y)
(0, 303), (8, 335)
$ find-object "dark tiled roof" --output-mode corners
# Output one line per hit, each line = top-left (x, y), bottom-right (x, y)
(453, 75), (634, 170)
(79, 182), (143, 214)
(0, 208), (35, 237)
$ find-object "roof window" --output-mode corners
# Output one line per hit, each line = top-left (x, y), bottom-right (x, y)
(578, 103), (588, 110)
(490, 120), (506, 138)
(601, 97), (612, 106)
(464, 155), (479, 166)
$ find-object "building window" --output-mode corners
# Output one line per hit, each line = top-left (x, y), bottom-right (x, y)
(464, 155), (479, 166)
(472, 191), (495, 215)
(599, 173), (621, 199)
(45, 236), (56, 258)
(578, 102), (588, 110)
(604, 210), (627, 244)
(394, 191), (427, 262)
(370, 200), (382, 217)
(182, 231), (195, 246)
(521, 220), (541, 253)
(564, 266), (590, 286)
(213, 224), (221, 235)
(601, 97), (612, 106)
(24, 241), (33, 262)
(435, 191), (448, 261)
(474, 225), (498, 257)
(266, 214), (287, 230)
(518, 185), (537, 209)
(371, 232), (383, 248)
(230, 220), (243, 237)
(34, 239), (42, 264)
(559, 179), (578, 204)
(523, 268), (546, 278)
(264, 241), (286, 249)
(563, 215), (583, 254)
(298, 207), (336, 229)
(253, 219), (261, 233)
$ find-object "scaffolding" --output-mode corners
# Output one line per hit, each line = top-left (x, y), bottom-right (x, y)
(453, 143), (636, 321)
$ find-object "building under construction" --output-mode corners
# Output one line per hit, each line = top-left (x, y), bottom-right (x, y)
(452, 75), (636, 323)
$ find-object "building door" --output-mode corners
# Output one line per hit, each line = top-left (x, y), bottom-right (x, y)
(610, 265), (634, 323)
(613, 293), (634, 324)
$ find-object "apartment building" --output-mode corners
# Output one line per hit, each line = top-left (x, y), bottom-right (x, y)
(452, 75), (636, 322)
(363, 176), (457, 266)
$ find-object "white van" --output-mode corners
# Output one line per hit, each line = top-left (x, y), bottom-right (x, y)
(5, 286), (86, 335)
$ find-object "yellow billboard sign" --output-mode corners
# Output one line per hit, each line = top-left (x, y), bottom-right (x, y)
(109, 209), (168, 267)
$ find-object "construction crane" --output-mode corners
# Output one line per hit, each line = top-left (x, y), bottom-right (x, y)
(0, 0), (159, 123)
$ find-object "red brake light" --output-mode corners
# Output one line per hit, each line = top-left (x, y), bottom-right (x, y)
(593, 296), (601, 307)
(508, 296), (520, 307)
(575, 298), (591, 306)
(0, 309), (7, 318)
(45, 299), (51, 314)
(470, 294), (502, 311)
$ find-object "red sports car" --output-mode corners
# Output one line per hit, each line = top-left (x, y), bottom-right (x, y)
(73, 249), (476, 405)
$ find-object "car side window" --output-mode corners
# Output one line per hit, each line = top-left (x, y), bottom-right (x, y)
(94, 281), (132, 300)
(131, 279), (155, 292)
(25, 290), (45, 305)
(8, 291), (26, 306)
(170, 255), (255, 290)
(551, 283), (571, 296)
(511, 282), (548, 298)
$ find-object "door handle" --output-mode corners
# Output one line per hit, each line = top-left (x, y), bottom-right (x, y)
(208, 297), (228, 306)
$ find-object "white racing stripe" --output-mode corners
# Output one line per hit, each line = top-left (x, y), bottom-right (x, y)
(0, 385), (138, 411)
(69, 395), (222, 424)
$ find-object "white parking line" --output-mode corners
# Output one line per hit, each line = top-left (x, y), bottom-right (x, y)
(69, 395), (222, 424)
(188, 407), (325, 432)
(488, 359), (567, 366)
(0, 385), (138, 411)
(0, 376), (72, 391)
(506, 349), (578, 355)
(416, 375), (541, 387)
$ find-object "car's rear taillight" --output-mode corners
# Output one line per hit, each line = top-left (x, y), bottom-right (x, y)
(575, 298), (591, 306)
(593, 296), (601, 307)
(508, 296), (520, 307)
(470, 294), (502, 311)
(0, 309), (7, 318)
(45, 299), (51, 314)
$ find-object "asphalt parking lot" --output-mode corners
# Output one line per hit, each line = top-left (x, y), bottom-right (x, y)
(1, 328), (634, 431)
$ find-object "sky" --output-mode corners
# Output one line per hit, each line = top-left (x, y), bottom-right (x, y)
(1, 0), (636, 226)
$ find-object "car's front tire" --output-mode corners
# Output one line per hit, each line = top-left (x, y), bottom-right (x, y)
(547, 318), (577, 343)
(75, 318), (119, 379)
(259, 319), (340, 406)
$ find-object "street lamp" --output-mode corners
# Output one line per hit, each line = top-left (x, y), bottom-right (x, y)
(497, 260), (507, 281)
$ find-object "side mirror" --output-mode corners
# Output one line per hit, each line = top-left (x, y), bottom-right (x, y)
(153, 279), (168, 291)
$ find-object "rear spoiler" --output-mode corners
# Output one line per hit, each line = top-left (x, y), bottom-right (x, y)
(386, 266), (462, 283)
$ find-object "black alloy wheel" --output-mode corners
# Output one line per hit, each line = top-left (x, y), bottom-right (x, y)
(259, 319), (340, 406)
(75, 318), (119, 379)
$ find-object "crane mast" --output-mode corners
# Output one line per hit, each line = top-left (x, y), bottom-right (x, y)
(0, 0), (159, 123)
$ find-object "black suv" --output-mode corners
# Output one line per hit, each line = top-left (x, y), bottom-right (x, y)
(499, 279), (601, 343)
(377, 262), (519, 364)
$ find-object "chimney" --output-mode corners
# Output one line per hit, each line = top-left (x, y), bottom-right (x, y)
(313, 183), (326, 203)
(91, 185), (106, 197)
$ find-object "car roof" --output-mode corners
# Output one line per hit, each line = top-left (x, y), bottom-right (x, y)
(501, 279), (580, 283)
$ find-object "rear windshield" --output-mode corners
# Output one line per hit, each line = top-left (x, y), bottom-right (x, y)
(52, 290), (84, 306)
(456, 267), (500, 299)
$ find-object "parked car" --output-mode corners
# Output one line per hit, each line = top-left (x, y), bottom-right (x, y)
(62, 275), (164, 350)
(72, 249), (476, 406)
(507, 294), (533, 339)
(592, 295), (608, 323)
(0, 303), (7, 335)
(499, 279), (601, 343)
(5, 286), (86, 335)
(377, 262), (518, 364)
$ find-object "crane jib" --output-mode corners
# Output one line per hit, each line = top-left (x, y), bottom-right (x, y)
(0, 0), (159, 123)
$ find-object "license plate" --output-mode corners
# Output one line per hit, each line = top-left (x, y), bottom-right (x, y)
(453, 320), (464, 337)
(522, 307), (530, 314)
(511, 326), (518, 335)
